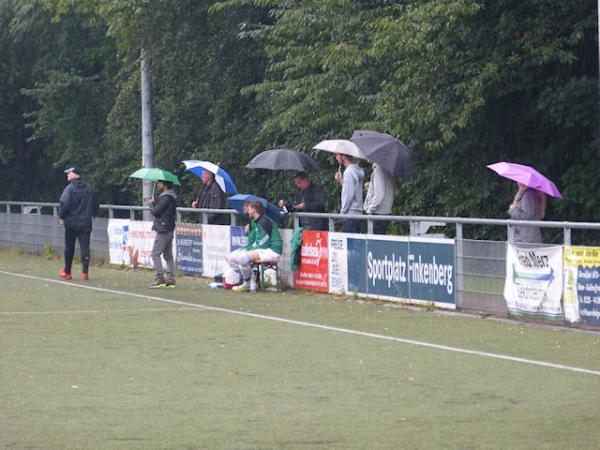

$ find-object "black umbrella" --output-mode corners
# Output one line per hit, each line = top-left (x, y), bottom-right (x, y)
(351, 130), (413, 180)
(246, 149), (320, 172)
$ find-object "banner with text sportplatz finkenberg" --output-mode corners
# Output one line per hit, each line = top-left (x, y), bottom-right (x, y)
(327, 233), (455, 308)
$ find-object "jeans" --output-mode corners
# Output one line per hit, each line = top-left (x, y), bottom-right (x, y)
(342, 219), (362, 234)
(371, 219), (389, 235)
(151, 231), (175, 281)
(64, 227), (91, 273)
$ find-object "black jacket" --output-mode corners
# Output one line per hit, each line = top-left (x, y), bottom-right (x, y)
(59, 179), (99, 231)
(195, 181), (226, 224)
(151, 190), (177, 233)
(290, 182), (327, 231)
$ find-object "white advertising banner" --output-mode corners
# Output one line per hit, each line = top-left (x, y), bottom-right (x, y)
(328, 232), (350, 295)
(128, 220), (157, 269)
(503, 244), (564, 320)
(202, 224), (231, 277)
(277, 228), (294, 288)
(107, 219), (131, 265)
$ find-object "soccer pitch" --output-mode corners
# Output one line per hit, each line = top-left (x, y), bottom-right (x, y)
(1, 252), (600, 449)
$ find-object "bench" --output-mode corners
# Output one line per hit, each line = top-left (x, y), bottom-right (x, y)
(251, 261), (280, 291)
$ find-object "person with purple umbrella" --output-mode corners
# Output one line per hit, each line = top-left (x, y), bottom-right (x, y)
(508, 183), (546, 244)
(487, 161), (560, 245)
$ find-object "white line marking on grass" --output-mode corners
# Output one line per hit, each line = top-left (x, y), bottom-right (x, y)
(0, 308), (202, 315)
(3, 269), (600, 377)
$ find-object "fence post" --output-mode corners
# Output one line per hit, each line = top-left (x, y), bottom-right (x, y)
(230, 212), (236, 226)
(130, 209), (135, 220)
(563, 226), (571, 245)
(176, 211), (182, 223)
(52, 206), (58, 216)
(367, 218), (373, 235)
(455, 222), (464, 309)
(328, 217), (334, 232)
(108, 208), (114, 219)
(293, 215), (300, 230)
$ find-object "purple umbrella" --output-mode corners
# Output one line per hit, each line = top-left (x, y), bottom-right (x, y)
(487, 162), (562, 198)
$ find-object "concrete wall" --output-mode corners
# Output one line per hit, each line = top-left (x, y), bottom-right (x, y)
(0, 213), (110, 260)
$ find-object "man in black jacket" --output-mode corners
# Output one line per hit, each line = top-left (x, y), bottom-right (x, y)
(191, 170), (226, 224)
(58, 167), (99, 280)
(279, 172), (327, 231)
(148, 180), (177, 288)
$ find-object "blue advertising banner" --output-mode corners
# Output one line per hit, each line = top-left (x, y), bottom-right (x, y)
(407, 240), (455, 305)
(230, 226), (248, 252)
(175, 224), (203, 275)
(577, 265), (600, 326)
(346, 236), (456, 308)
(347, 237), (367, 295)
(364, 238), (410, 300)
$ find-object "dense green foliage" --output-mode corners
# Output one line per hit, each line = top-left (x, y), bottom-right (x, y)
(0, 0), (598, 224)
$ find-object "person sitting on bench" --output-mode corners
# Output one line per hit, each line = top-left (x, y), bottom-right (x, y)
(228, 201), (282, 292)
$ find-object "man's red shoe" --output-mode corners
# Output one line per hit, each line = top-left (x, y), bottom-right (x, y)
(59, 269), (72, 280)
(81, 273), (89, 281)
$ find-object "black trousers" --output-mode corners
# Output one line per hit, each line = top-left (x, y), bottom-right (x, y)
(64, 227), (91, 274)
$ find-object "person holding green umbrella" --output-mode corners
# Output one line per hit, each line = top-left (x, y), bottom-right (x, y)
(130, 168), (179, 288)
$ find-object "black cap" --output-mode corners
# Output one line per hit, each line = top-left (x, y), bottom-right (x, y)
(64, 167), (81, 175)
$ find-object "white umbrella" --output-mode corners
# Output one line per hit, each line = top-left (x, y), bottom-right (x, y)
(312, 139), (367, 160)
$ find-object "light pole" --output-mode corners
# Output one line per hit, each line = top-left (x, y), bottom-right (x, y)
(141, 47), (154, 220)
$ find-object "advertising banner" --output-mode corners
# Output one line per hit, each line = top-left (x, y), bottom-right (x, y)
(364, 236), (409, 300)
(294, 230), (329, 292)
(358, 236), (455, 307)
(128, 220), (156, 268)
(406, 238), (455, 306)
(230, 226), (248, 252)
(175, 223), (203, 276)
(202, 224), (231, 277)
(107, 219), (131, 265)
(504, 244), (564, 320)
(328, 234), (455, 307)
(328, 232), (351, 294)
(278, 229), (294, 288)
(563, 246), (600, 325)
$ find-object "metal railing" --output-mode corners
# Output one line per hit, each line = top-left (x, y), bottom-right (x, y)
(4, 201), (599, 242)
(3, 200), (600, 315)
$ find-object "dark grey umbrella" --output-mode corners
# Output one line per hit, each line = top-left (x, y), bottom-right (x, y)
(351, 130), (413, 180)
(246, 149), (320, 172)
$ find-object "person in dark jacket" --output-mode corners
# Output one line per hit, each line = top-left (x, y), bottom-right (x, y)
(191, 170), (226, 224)
(278, 172), (327, 231)
(148, 180), (177, 288)
(58, 167), (99, 281)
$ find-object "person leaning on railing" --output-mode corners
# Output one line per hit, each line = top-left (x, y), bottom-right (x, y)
(334, 153), (365, 234)
(278, 171), (327, 231)
(508, 183), (546, 244)
(364, 161), (396, 235)
(191, 170), (226, 224)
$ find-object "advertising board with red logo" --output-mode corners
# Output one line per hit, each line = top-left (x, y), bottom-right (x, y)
(294, 230), (329, 292)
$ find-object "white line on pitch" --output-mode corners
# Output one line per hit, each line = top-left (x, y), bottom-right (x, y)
(0, 307), (202, 315)
(2, 269), (600, 377)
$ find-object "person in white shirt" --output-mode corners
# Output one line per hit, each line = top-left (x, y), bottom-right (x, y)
(364, 161), (396, 234)
(334, 153), (364, 233)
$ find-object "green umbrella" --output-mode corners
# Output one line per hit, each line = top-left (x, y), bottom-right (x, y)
(130, 168), (181, 186)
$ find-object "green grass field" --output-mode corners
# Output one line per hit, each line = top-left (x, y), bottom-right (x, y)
(1, 252), (600, 449)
